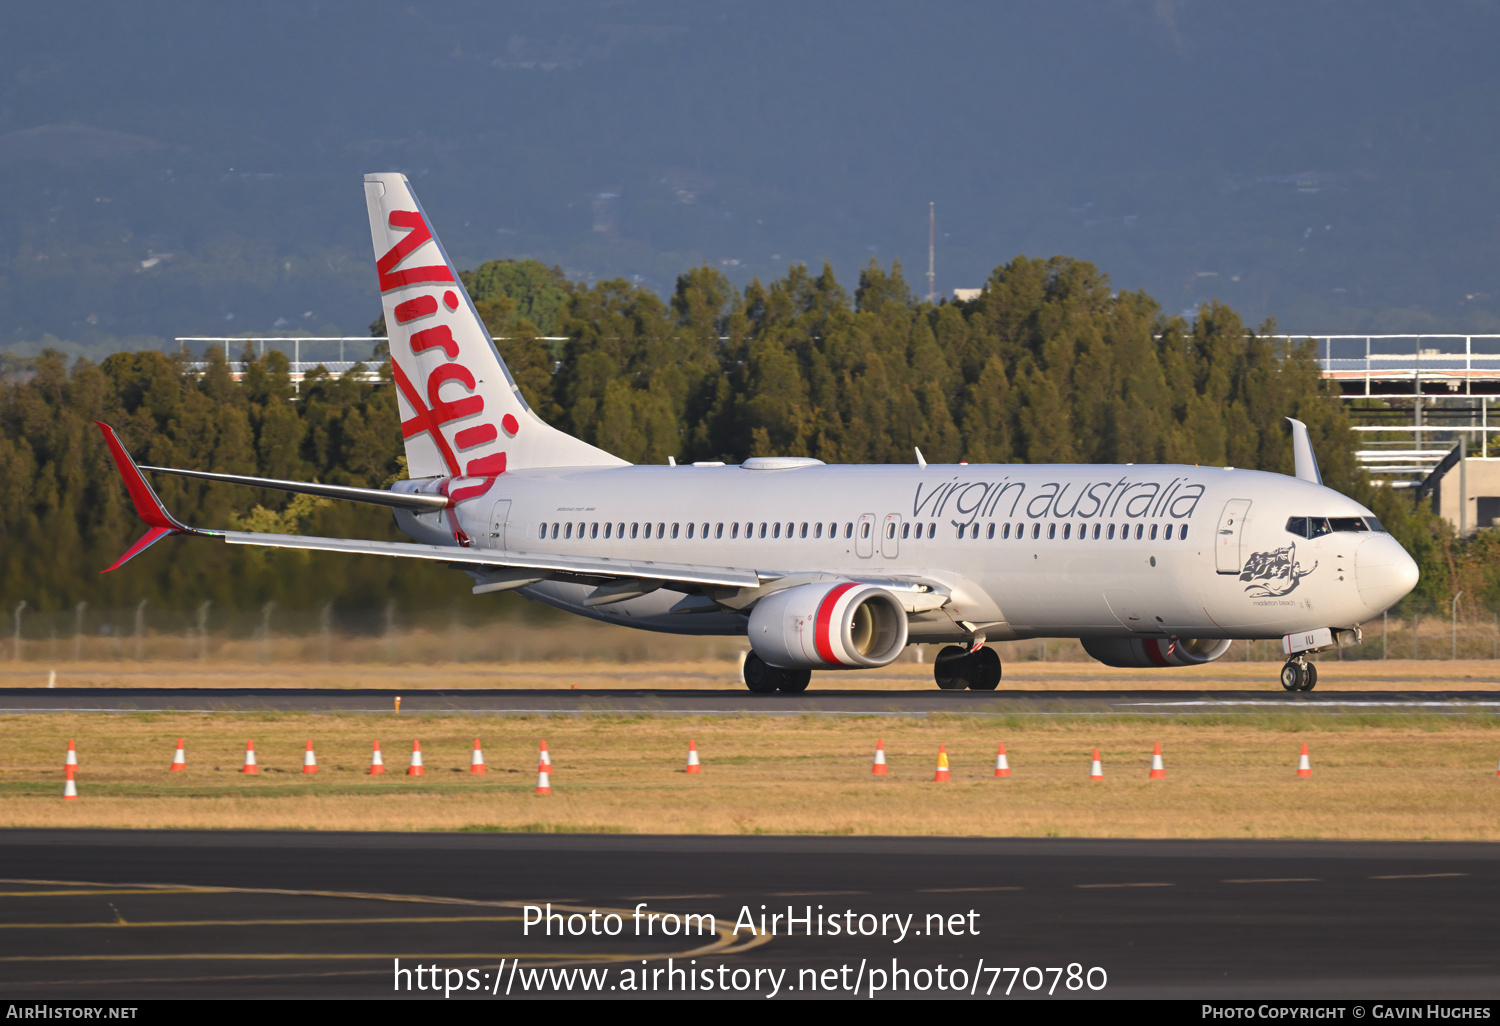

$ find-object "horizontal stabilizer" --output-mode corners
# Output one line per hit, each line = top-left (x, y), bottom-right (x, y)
(140, 465), (449, 512)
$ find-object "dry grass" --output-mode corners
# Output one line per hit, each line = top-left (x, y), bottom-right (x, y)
(3, 657), (1497, 691)
(3, 712), (1498, 839)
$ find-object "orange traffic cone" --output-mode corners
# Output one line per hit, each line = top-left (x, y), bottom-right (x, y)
(1089, 748), (1104, 780)
(302, 739), (318, 775)
(536, 761), (551, 795)
(368, 740), (386, 775)
(408, 739), (425, 776)
(934, 744), (951, 782)
(540, 739), (552, 772)
(995, 743), (1010, 778)
(685, 739), (702, 774)
(169, 738), (186, 772)
(1149, 742), (1165, 779)
(65, 739), (78, 771)
(872, 739), (888, 776)
(241, 739), (259, 774)
(470, 738), (487, 774)
(1297, 743), (1311, 778)
(63, 764), (77, 801)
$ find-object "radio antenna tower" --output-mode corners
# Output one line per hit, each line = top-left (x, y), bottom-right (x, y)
(926, 201), (936, 303)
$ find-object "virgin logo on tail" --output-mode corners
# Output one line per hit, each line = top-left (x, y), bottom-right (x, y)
(379, 208), (514, 482)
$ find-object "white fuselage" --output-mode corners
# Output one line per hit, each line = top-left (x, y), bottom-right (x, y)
(394, 461), (1418, 646)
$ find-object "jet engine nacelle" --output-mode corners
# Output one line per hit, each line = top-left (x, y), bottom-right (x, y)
(748, 581), (909, 670)
(1081, 636), (1233, 668)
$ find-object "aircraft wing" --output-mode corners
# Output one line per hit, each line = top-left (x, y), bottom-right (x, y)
(216, 529), (768, 589)
(95, 420), (768, 589)
(138, 465), (450, 512)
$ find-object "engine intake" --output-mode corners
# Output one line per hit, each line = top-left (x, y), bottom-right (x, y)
(748, 581), (909, 670)
(1082, 636), (1233, 668)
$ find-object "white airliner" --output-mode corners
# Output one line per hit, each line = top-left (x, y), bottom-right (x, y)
(96, 173), (1419, 693)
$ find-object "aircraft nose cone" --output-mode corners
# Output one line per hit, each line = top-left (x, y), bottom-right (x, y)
(1354, 535), (1419, 612)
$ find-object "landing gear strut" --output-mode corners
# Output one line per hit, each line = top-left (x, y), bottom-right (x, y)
(934, 645), (1003, 691)
(742, 652), (812, 694)
(1279, 656), (1318, 692)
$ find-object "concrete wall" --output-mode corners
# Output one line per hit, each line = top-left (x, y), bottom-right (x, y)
(1432, 457), (1500, 536)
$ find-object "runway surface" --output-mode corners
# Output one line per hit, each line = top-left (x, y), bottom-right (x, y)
(0, 830), (1495, 999)
(2, 686), (1499, 715)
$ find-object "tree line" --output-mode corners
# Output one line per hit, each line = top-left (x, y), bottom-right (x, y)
(0, 254), (1485, 616)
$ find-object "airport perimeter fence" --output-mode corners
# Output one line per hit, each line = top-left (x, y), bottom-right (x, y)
(2, 600), (1498, 666)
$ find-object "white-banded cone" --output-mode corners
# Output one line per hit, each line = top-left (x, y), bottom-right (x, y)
(1149, 742), (1165, 780)
(170, 738), (186, 772)
(408, 740), (425, 776)
(995, 743), (1010, 778)
(63, 764), (77, 800)
(536, 766), (551, 795)
(65, 740), (78, 769)
(872, 739), (888, 776)
(1297, 743), (1311, 778)
(368, 740), (385, 775)
(471, 738), (486, 774)
(302, 740), (318, 774)
(242, 740), (259, 774)
(1089, 748), (1103, 780)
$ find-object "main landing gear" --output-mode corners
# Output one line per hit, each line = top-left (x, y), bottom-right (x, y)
(742, 652), (812, 694)
(1280, 656), (1318, 692)
(934, 645), (1002, 691)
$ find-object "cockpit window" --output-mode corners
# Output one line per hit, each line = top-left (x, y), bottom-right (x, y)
(1287, 515), (1383, 538)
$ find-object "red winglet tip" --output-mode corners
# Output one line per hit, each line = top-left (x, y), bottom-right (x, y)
(102, 525), (175, 573)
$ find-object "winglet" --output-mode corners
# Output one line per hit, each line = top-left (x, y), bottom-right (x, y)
(93, 421), (203, 572)
(1286, 417), (1323, 485)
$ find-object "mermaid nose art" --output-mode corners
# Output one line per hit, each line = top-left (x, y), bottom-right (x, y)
(1354, 535), (1419, 614)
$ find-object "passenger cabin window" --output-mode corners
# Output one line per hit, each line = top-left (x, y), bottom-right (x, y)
(1164, 524), (1173, 540)
(1107, 523), (1115, 540)
(902, 523), (910, 539)
(672, 523), (680, 538)
(1181, 526), (1189, 540)
(631, 523), (639, 539)
(928, 523), (936, 539)
(1135, 524), (1144, 540)
(860, 522), (871, 539)
(658, 522), (665, 537)
(730, 523), (739, 539)
(759, 523), (767, 539)
(687, 523), (695, 539)
(700, 523), (708, 538)
(1150, 524), (1158, 540)
(591, 524), (599, 539)
(1032, 523), (1040, 539)
(1002, 523), (1011, 539)
(1062, 523), (1071, 540)
(845, 523), (853, 539)
(1092, 523), (1101, 539)
(816, 523), (824, 539)
(774, 523), (782, 539)
(565, 523), (573, 539)
(604, 523), (612, 539)
(986, 523), (995, 540)
(716, 523), (724, 539)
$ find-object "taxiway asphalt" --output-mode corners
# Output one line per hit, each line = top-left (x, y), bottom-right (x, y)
(1, 686), (1498, 715)
(0, 831), (1494, 999)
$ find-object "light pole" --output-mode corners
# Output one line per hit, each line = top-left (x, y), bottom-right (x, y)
(1452, 591), (1463, 660)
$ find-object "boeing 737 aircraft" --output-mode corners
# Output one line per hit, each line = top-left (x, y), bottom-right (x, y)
(96, 173), (1419, 693)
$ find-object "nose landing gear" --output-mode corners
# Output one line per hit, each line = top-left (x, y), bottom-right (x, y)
(934, 645), (1003, 690)
(1279, 656), (1318, 692)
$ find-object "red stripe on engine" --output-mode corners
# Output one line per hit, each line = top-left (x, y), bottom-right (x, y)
(814, 583), (859, 666)
(1144, 638), (1175, 667)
